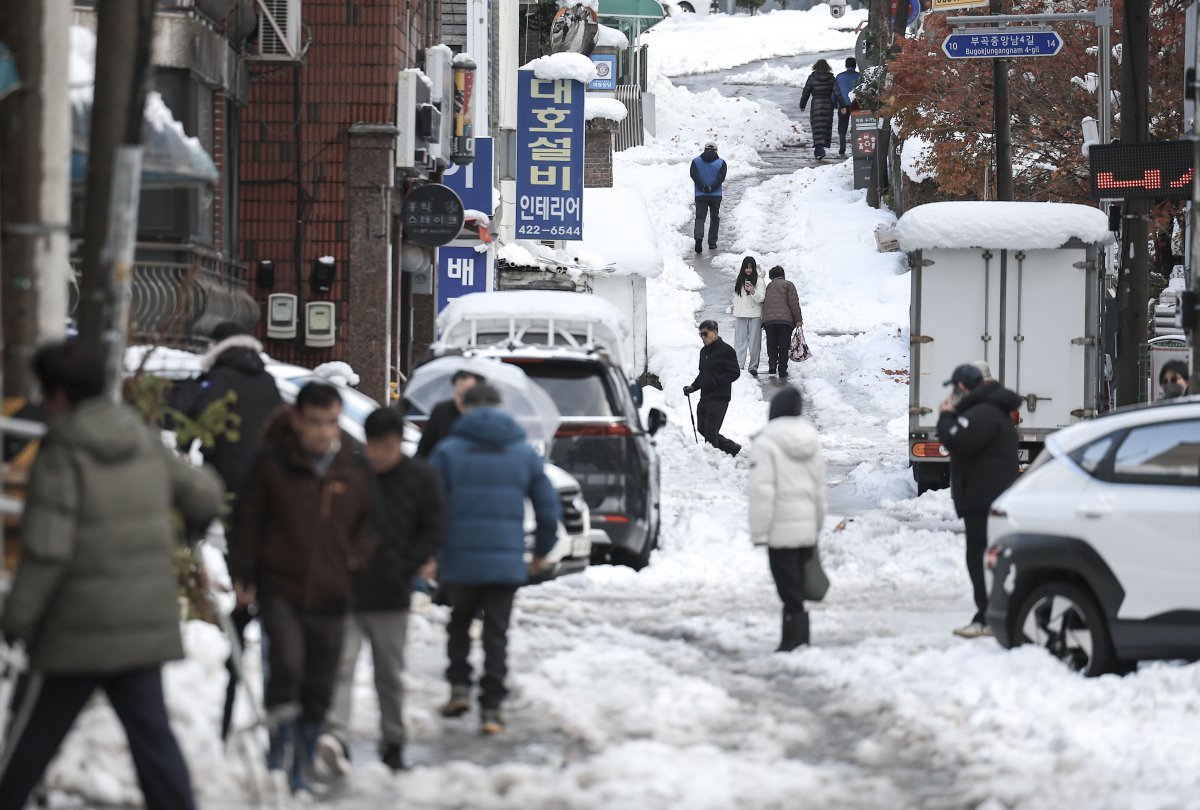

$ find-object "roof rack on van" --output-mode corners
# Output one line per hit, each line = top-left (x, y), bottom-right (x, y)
(436, 291), (633, 373)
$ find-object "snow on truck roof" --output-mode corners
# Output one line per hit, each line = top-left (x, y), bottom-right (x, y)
(895, 201), (1113, 251)
(437, 291), (631, 338)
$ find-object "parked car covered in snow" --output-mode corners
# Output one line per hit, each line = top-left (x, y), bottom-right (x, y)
(985, 396), (1200, 676)
(431, 291), (668, 570)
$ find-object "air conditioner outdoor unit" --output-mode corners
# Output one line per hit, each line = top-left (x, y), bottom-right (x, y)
(255, 0), (301, 61)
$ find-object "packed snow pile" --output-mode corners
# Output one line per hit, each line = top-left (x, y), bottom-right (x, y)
(313, 361), (360, 387)
(585, 97), (629, 122)
(896, 201), (1114, 251)
(640, 7), (866, 78)
(900, 136), (935, 183)
(523, 52), (598, 84)
(726, 64), (811, 88)
(596, 23), (630, 50)
(579, 187), (663, 278)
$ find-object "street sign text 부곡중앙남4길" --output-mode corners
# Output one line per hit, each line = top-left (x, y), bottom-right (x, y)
(942, 28), (1063, 59)
(516, 71), (585, 241)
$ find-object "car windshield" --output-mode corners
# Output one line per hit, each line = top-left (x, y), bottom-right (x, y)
(506, 360), (615, 418)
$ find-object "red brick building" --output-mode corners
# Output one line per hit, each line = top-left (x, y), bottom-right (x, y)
(239, 0), (443, 401)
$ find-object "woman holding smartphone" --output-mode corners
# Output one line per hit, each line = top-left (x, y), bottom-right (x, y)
(728, 256), (766, 376)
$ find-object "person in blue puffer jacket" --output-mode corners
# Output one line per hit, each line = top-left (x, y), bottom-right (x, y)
(429, 383), (560, 735)
(690, 141), (728, 254)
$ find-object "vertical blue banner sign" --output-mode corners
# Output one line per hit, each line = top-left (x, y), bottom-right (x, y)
(443, 136), (493, 214)
(437, 245), (490, 314)
(516, 70), (585, 240)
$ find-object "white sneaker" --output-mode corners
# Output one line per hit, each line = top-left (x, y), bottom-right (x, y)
(315, 733), (350, 779)
(953, 621), (993, 639)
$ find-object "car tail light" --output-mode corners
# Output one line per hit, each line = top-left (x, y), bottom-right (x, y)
(985, 546), (1003, 571)
(592, 514), (630, 523)
(911, 441), (948, 458)
(556, 423), (633, 437)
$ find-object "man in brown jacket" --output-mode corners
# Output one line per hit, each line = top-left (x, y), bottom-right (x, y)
(760, 265), (804, 378)
(232, 382), (373, 795)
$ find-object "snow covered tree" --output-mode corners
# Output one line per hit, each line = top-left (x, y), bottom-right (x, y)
(887, 0), (1187, 204)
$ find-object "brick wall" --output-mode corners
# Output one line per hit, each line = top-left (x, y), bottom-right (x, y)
(584, 118), (616, 188)
(239, 0), (435, 366)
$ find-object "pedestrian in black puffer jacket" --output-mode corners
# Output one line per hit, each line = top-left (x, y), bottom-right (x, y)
(324, 408), (445, 773)
(936, 364), (1021, 639)
(799, 59), (848, 160)
(185, 322), (284, 498)
(683, 319), (742, 456)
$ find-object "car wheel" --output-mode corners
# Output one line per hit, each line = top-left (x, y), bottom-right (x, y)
(677, 1), (696, 10)
(1013, 581), (1117, 676)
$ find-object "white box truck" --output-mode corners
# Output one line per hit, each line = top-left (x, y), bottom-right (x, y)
(895, 202), (1114, 492)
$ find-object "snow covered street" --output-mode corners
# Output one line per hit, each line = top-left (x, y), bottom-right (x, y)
(35, 9), (1200, 810)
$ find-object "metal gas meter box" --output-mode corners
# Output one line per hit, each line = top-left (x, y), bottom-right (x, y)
(895, 201), (1113, 493)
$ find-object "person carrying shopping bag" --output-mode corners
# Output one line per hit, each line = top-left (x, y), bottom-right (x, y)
(749, 387), (827, 652)
(760, 266), (804, 378)
(727, 256), (766, 376)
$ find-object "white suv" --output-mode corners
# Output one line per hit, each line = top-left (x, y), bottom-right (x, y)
(985, 396), (1200, 675)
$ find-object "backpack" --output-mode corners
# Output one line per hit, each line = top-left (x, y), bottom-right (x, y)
(789, 325), (813, 363)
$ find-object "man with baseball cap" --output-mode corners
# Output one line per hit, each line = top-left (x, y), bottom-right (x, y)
(690, 141), (727, 254)
(936, 363), (1021, 639)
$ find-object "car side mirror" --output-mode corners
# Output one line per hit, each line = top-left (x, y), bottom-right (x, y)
(629, 382), (643, 408)
(647, 407), (667, 435)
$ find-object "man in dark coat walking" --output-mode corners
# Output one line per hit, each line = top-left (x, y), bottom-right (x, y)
(181, 321), (284, 742)
(321, 408), (444, 774)
(690, 141), (728, 254)
(800, 59), (848, 160)
(834, 57), (861, 155)
(430, 384), (560, 736)
(415, 370), (483, 458)
(936, 363), (1021, 639)
(0, 342), (223, 810)
(232, 382), (375, 794)
(683, 320), (742, 456)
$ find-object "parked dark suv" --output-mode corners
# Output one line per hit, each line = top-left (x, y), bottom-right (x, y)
(425, 345), (666, 569)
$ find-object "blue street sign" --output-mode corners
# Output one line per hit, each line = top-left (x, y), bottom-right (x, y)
(516, 70), (585, 240)
(589, 54), (617, 91)
(942, 28), (1063, 59)
(436, 245), (490, 313)
(442, 136), (493, 215)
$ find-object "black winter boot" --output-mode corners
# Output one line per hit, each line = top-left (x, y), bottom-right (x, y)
(776, 611), (810, 652)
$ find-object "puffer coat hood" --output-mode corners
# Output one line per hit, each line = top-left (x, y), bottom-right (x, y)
(53, 398), (153, 463)
(451, 407), (527, 445)
(748, 416), (826, 549)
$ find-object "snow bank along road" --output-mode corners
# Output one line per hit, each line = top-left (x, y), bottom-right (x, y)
(39, 10), (1200, 810)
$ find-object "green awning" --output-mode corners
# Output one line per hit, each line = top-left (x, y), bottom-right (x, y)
(598, 0), (665, 18)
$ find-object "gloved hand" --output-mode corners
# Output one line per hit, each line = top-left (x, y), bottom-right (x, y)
(702, 185), (713, 193)
(799, 105), (806, 112)
(682, 385), (694, 396)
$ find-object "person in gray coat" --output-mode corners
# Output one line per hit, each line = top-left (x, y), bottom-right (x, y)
(0, 342), (224, 810)
(800, 59), (849, 160)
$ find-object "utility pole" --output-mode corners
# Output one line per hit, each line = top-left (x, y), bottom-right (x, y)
(76, 0), (157, 396)
(991, 0), (1012, 201)
(1115, 1), (1148, 406)
(0, 2), (70, 403)
(865, 0), (892, 209)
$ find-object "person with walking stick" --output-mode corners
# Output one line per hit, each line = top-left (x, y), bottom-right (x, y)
(682, 320), (741, 456)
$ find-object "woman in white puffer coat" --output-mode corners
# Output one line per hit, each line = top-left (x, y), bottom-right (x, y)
(749, 386), (827, 651)
(727, 256), (766, 375)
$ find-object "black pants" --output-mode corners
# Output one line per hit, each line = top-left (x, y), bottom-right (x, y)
(696, 397), (740, 456)
(694, 198), (721, 246)
(445, 584), (517, 710)
(837, 108), (851, 151)
(764, 323), (793, 374)
(259, 595), (345, 724)
(0, 667), (194, 810)
(768, 547), (813, 650)
(963, 513), (989, 623)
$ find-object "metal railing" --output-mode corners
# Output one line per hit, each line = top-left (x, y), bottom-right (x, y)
(613, 85), (644, 152)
